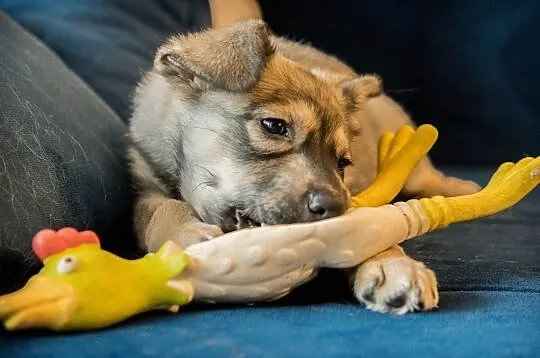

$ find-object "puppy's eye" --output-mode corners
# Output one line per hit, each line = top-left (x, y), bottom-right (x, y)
(337, 157), (352, 177)
(260, 118), (288, 136)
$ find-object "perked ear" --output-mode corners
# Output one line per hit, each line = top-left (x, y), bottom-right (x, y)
(340, 74), (384, 195)
(154, 19), (274, 91)
(340, 74), (383, 110)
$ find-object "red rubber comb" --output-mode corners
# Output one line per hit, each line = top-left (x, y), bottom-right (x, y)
(32, 228), (100, 262)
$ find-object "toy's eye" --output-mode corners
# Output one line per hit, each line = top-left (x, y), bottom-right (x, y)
(260, 118), (289, 136)
(57, 256), (78, 274)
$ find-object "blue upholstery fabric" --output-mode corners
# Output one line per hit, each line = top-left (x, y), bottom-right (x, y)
(1, 292), (539, 357)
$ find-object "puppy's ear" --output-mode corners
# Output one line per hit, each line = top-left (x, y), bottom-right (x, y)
(154, 20), (274, 91)
(340, 74), (383, 195)
(340, 74), (383, 111)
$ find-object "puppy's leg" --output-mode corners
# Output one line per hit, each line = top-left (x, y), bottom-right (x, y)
(362, 94), (480, 197)
(402, 156), (480, 198)
(134, 193), (223, 252)
(128, 147), (223, 252)
(351, 246), (438, 314)
(209, 0), (262, 28)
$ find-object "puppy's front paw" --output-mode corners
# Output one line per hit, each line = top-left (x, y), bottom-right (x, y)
(352, 256), (438, 315)
(176, 222), (224, 247)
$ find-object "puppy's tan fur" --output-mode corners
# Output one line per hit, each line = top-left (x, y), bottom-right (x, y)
(127, 0), (480, 314)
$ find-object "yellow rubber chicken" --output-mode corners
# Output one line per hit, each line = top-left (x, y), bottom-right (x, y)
(0, 228), (193, 331)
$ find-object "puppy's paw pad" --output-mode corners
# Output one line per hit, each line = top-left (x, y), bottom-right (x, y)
(385, 293), (408, 309)
(353, 257), (438, 314)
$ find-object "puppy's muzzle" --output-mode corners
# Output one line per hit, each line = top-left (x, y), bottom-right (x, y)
(306, 186), (348, 221)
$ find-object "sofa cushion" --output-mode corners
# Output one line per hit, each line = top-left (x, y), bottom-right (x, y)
(0, 12), (138, 294)
(0, 0), (211, 121)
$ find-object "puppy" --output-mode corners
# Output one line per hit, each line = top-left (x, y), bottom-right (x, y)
(127, 0), (480, 314)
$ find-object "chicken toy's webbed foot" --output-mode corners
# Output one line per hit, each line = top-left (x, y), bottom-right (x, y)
(351, 124), (438, 208)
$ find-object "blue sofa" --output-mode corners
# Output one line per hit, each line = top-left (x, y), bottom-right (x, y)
(0, 1), (538, 356)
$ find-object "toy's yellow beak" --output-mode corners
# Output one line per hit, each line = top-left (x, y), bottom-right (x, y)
(0, 276), (78, 331)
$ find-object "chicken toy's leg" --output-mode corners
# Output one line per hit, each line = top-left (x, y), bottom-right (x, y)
(408, 156), (540, 232)
(319, 156), (540, 267)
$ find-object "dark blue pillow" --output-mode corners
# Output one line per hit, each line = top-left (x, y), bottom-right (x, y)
(1, 0), (210, 121)
(415, 1), (540, 165)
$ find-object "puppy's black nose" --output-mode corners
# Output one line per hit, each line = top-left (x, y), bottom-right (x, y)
(307, 189), (347, 220)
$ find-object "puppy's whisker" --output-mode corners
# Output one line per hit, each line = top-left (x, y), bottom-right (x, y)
(191, 181), (215, 193)
(384, 87), (419, 94)
(190, 164), (217, 180)
(177, 123), (220, 135)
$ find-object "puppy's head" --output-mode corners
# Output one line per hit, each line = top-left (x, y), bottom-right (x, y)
(142, 20), (380, 232)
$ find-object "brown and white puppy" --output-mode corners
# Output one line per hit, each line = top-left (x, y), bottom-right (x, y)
(127, 0), (480, 314)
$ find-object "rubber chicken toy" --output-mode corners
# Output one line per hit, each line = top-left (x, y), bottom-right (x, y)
(0, 228), (192, 331)
(0, 125), (538, 332)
